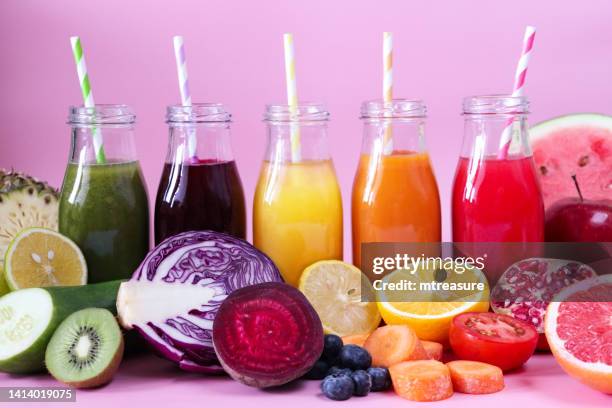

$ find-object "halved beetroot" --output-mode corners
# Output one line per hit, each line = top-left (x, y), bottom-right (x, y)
(212, 282), (324, 388)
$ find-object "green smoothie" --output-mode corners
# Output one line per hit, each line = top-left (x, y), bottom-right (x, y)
(59, 160), (150, 283)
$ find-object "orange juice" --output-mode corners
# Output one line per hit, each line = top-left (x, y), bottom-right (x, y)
(253, 159), (343, 286)
(352, 151), (441, 267)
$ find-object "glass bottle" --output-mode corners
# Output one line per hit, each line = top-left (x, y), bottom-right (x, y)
(452, 95), (544, 243)
(352, 99), (441, 268)
(59, 105), (150, 283)
(452, 95), (545, 278)
(154, 103), (246, 244)
(253, 103), (343, 287)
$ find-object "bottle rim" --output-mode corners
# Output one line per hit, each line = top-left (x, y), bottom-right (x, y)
(68, 104), (135, 124)
(360, 99), (427, 119)
(264, 102), (329, 122)
(166, 103), (231, 123)
(463, 94), (529, 115)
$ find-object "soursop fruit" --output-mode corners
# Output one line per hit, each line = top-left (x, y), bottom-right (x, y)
(0, 169), (59, 261)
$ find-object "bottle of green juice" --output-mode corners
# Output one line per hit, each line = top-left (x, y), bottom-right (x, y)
(59, 105), (150, 283)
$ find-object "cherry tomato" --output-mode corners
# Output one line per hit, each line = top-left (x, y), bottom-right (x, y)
(449, 312), (538, 371)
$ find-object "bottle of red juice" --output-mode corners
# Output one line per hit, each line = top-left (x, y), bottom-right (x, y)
(154, 103), (246, 244)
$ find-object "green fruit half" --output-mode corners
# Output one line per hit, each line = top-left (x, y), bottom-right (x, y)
(46, 308), (124, 389)
(0, 280), (121, 374)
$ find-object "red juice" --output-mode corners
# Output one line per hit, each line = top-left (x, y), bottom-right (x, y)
(154, 160), (246, 244)
(452, 155), (545, 278)
(452, 156), (545, 242)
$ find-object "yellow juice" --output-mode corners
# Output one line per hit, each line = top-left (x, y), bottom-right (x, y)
(253, 159), (343, 286)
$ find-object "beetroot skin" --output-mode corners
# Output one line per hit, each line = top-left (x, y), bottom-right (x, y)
(212, 282), (324, 388)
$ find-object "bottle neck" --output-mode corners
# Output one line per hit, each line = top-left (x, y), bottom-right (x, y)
(461, 114), (531, 159)
(264, 121), (330, 163)
(166, 122), (233, 164)
(69, 124), (138, 164)
(360, 118), (426, 155)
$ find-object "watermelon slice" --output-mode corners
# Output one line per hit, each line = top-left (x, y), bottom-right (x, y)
(530, 114), (612, 208)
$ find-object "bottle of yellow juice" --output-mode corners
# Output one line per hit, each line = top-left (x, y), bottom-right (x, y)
(253, 103), (343, 286)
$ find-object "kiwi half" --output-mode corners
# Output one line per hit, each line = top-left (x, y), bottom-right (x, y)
(45, 308), (124, 388)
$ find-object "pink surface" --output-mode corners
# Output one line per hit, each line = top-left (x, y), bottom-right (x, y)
(2, 0), (612, 250)
(1, 353), (610, 407)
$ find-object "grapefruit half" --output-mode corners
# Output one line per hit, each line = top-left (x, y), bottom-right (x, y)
(544, 275), (612, 393)
(530, 113), (612, 208)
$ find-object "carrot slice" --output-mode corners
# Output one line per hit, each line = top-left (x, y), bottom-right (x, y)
(446, 360), (504, 394)
(389, 360), (453, 402)
(422, 340), (444, 361)
(364, 325), (428, 367)
(342, 333), (370, 347)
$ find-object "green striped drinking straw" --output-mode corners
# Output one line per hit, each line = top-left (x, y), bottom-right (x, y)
(70, 36), (106, 164)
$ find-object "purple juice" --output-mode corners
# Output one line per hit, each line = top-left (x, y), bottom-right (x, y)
(154, 160), (246, 244)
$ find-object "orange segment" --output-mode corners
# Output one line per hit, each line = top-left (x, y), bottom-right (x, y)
(446, 360), (504, 394)
(364, 325), (428, 368)
(376, 267), (490, 343)
(389, 360), (453, 402)
(342, 333), (370, 347)
(422, 340), (444, 361)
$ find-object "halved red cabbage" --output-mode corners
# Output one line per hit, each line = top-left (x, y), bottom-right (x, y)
(117, 231), (283, 373)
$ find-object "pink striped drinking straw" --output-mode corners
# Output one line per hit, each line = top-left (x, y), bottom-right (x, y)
(498, 26), (536, 159)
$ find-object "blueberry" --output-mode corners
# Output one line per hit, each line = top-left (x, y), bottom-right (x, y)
(350, 370), (372, 396)
(304, 359), (330, 380)
(327, 366), (352, 377)
(322, 334), (343, 362)
(321, 374), (354, 401)
(367, 367), (392, 392)
(339, 345), (372, 370)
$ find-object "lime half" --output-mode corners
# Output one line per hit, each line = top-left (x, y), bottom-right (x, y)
(4, 228), (87, 290)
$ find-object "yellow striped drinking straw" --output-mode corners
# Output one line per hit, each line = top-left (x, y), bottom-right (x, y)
(283, 33), (301, 162)
(382, 31), (394, 154)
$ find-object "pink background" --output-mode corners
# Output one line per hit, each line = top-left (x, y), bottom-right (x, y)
(2, 0), (612, 253)
(1, 3), (612, 406)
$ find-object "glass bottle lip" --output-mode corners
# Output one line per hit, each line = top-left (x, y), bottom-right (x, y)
(166, 103), (231, 123)
(68, 104), (135, 125)
(264, 102), (329, 122)
(462, 94), (529, 115)
(360, 99), (427, 119)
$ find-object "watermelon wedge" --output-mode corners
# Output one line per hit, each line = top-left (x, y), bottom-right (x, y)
(530, 114), (612, 208)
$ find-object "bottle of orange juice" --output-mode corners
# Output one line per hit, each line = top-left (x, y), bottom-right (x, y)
(352, 100), (441, 267)
(253, 103), (343, 286)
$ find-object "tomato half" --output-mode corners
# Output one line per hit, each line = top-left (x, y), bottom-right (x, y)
(449, 312), (538, 371)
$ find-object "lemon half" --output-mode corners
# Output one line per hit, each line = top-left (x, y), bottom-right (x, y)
(299, 260), (381, 337)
